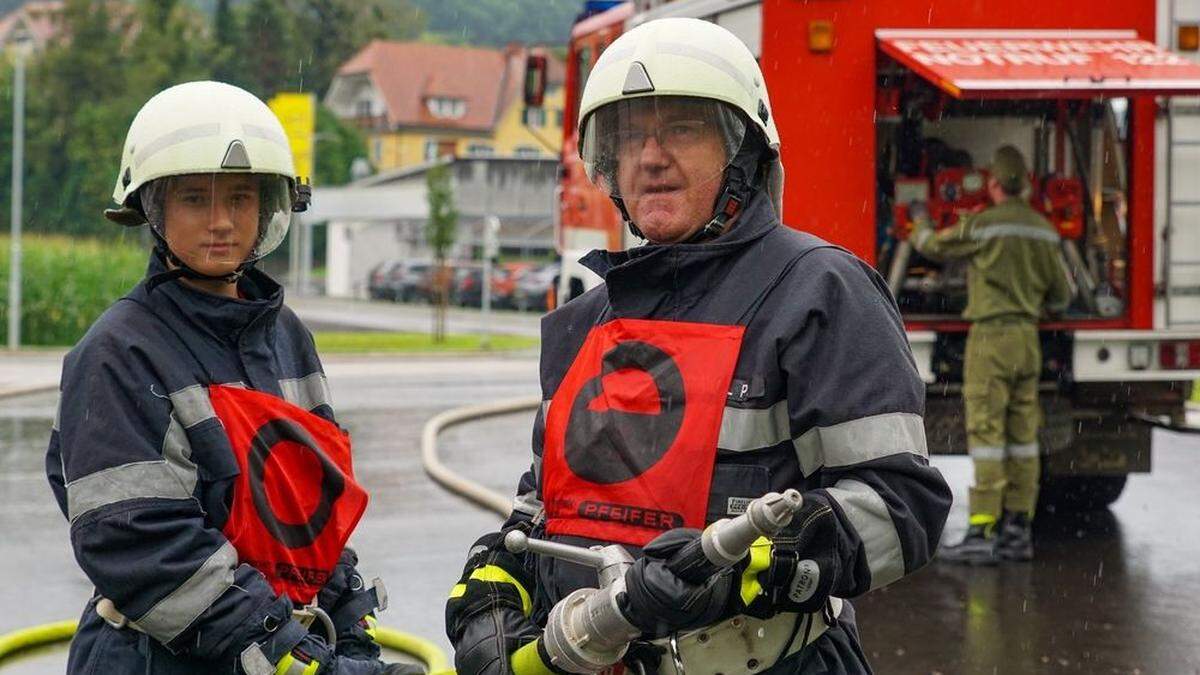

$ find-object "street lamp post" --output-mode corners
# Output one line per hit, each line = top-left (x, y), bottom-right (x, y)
(7, 26), (31, 351)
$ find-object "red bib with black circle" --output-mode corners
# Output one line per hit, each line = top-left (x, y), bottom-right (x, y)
(211, 384), (368, 604)
(542, 318), (744, 546)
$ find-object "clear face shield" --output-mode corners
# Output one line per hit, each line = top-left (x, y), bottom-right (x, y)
(141, 173), (293, 276)
(580, 96), (746, 238)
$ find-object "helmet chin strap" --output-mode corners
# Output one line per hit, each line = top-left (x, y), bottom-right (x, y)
(146, 230), (254, 293)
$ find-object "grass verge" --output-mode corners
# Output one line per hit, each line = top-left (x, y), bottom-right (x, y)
(313, 331), (538, 353)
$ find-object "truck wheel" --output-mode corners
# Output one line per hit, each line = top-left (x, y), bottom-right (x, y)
(1038, 475), (1128, 512)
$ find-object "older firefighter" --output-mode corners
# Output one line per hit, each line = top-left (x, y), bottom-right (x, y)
(445, 18), (951, 675)
(910, 146), (1073, 565)
(45, 82), (415, 674)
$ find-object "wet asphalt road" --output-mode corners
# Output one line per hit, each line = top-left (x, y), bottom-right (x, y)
(2, 356), (1199, 674)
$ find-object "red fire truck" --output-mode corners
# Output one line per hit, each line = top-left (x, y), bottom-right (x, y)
(530, 0), (1200, 509)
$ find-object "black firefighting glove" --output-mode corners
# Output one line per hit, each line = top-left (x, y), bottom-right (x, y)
(619, 528), (738, 639)
(316, 547), (388, 661)
(739, 499), (839, 618)
(445, 532), (546, 675)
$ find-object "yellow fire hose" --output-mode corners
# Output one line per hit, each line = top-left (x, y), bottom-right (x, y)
(0, 620), (454, 674)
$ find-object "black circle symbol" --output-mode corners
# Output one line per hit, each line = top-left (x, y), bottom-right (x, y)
(248, 418), (345, 549)
(565, 340), (685, 484)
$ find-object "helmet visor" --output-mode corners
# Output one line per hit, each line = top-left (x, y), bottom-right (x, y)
(581, 96), (746, 215)
(142, 173), (292, 274)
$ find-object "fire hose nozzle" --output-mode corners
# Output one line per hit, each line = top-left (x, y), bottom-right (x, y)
(694, 489), (804, 573)
(503, 490), (805, 673)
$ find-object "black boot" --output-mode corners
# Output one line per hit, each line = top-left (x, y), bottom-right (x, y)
(939, 523), (999, 566)
(997, 511), (1034, 562)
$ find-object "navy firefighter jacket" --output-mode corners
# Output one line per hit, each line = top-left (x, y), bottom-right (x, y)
(504, 191), (953, 621)
(46, 253), (339, 672)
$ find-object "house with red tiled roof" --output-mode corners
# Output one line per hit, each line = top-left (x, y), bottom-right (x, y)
(325, 40), (566, 171)
(0, 0), (63, 50)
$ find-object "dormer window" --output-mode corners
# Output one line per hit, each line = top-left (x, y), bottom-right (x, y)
(426, 97), (466, 119)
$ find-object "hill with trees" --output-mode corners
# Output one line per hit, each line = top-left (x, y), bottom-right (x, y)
(0, 0), (582, 237)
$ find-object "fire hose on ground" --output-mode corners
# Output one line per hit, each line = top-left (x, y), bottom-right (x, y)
(0, 394), (545, 672)
(0, 620), (451, 672)
(0, 393), (530, 672)
(421, 397), (813, 673)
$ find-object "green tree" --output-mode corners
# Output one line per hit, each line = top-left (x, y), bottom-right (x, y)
(23, 0), (138, 237)
(237, 0), (301, 98)
(315, 104), (369, 186)
(211, 0), (247, 88)
(424, 161), (457, 342)
(411, 0), (577, 46)
(288, 0), (424, 98)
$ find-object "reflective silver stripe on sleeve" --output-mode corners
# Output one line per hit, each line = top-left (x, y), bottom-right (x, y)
(1008, 442), (1039, 458)
(53, 394), (62, 432)
(718, 401), (790, 452)
(67, 414), (199, 522)
(168, 385), (216, 428)
(134, 541), (237, 643)
(512, 491), (544, 517)
(67, 460), (195, 522)
(969, 445), (1005, 461)
(825, 479), (904, 590)
(971, 223), (1061, 243)
(792, 412), (928, 476)
(532, 453), (544, 486)
(280, 373), (333, 412)
(912, 227), (933, 249)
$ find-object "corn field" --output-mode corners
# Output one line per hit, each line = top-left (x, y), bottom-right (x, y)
(0, 235), (146, 346)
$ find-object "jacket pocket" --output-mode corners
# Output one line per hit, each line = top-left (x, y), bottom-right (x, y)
(706, 463), (770, 524)
(186, 417), (241, 482)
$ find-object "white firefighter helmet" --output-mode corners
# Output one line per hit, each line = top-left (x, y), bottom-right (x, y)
(109, 81), (306, 270)
(578, 17), (784, 220)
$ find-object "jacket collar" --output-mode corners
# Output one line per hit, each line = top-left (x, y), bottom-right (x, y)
(135, 252), (284, 343)
(579, 191), (779, 319)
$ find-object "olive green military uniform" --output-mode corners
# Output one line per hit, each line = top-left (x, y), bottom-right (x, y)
(912, 197), (1072, 525)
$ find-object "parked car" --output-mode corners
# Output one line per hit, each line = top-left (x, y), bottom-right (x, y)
(393, 261), (433, 303)
(454, 265), (515, 308)
(514, 263), (559, 312)
(367, 260), (402, 300)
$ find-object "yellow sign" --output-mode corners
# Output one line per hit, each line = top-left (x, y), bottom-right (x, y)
(268, 92), (316, 182)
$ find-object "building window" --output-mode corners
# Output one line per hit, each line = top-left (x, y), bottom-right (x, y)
(356, 99), (373, 118)
(514, 145), (541, 158)
(523, 107), (547, 128)
(426, 97), (466, 119)
(554, 109), (564, 128)
(425, 138), (457, 161)
(467, 143), (495, 157)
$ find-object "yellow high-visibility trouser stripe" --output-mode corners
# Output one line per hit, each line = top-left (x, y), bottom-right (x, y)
(275, 652), (319, 675)
(447, 565), (533, 616)
(510, 639), (557, 675)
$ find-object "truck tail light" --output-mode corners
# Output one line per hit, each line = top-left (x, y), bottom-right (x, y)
(1159, 340), (1200, 369)
(1180, 25), (1200, 52)
(809, 20), (834, 53)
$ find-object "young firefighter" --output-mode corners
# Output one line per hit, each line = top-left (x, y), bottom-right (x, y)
(911, 146), (1074, 565)
(45, 82), (416, 675)
(445, 19), (951, 675)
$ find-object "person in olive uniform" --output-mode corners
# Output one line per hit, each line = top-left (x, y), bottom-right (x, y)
(910, 145), (1073, 565)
